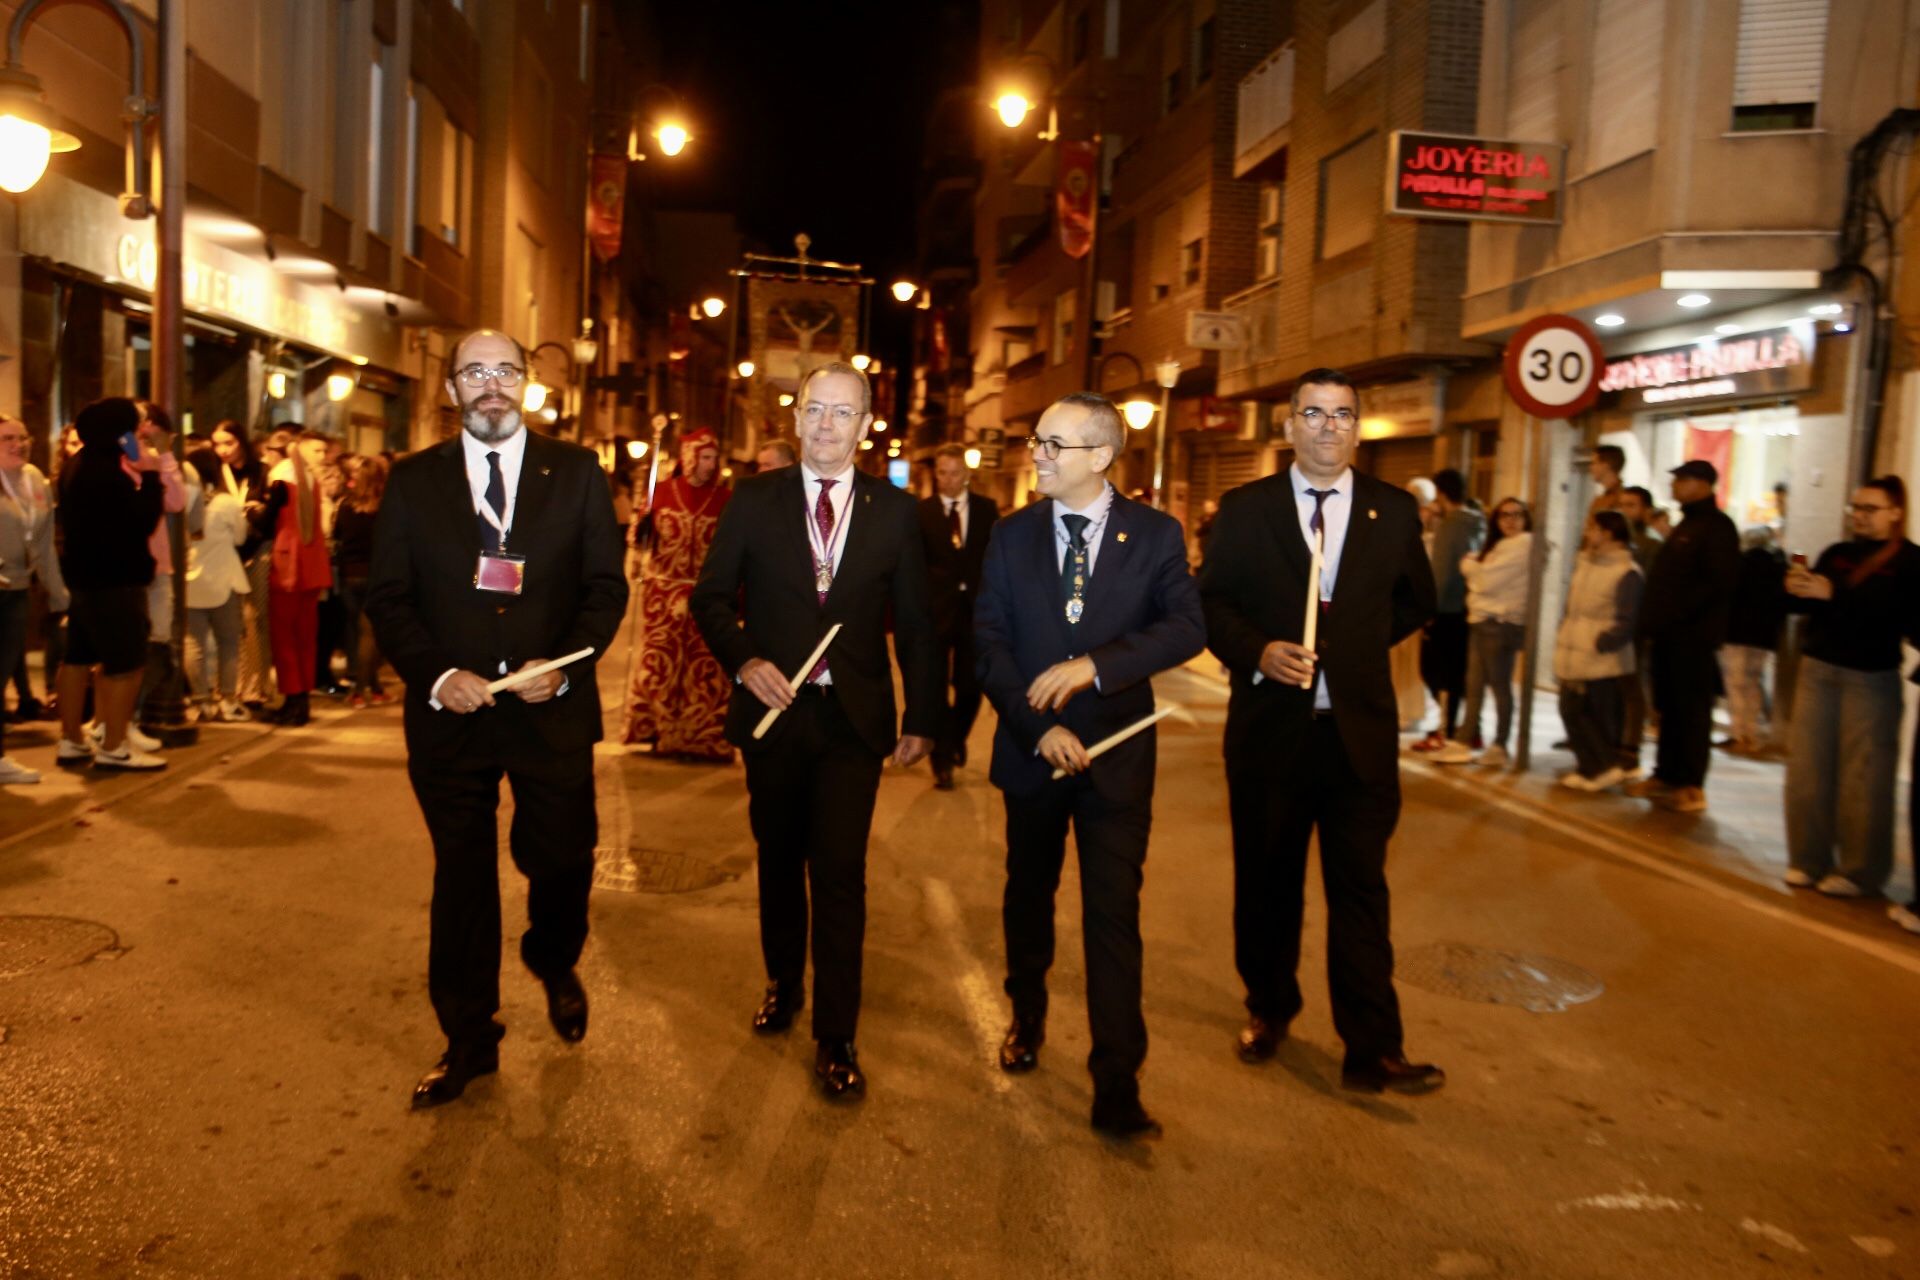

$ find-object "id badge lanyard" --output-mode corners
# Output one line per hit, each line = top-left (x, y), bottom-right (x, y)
(474, 486), (525, 595)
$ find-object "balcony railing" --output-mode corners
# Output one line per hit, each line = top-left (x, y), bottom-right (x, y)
(1216, 276), (1285, 398)
(1235, 42), (1295, 179)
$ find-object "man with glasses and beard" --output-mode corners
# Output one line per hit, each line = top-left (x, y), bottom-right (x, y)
(1200, 368), (1446, 1097)
(691, 360), (939, 1101)
(973, 393), (1204, 1138)
(367, 329), (628, 1110)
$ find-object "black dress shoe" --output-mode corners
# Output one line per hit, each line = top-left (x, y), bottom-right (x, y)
(813, 1040), (866, 1099)
(539, 969), (588, 1042)
(1342, 1053), (1446, 1095)
(411, 1049), (499, 1110)
(1091, 1090), (1161, 1139)
(998, 1014), (1045, 1072)
(933, 766), (955, 790)
(1237, 1015), (1285, 1062)
(751, 983), (804, 1034)
(954, 743), (968, 767)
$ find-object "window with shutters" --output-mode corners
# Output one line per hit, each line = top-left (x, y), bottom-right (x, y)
(1731, 0), (1826, 131)
(1584, 0), (1663, 173)
(1506, 0), (1561, 141)
(1256, 183), (1283, 281)
(1318, 132), (1381, 260)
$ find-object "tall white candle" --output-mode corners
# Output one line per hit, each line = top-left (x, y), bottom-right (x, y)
(1300, 550), (1322, 688)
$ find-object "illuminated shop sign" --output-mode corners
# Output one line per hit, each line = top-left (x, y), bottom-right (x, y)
(1386, 130), (1565, 225)
(1599, 325), (1816, 409)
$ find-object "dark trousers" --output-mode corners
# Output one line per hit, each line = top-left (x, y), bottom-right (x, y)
(1650, 639), (1718, 788)
(407, 742), (597, 1051)
(1618, 637), (1652, 768)
(1229, 715), (1403, 1062)
(933, 620), (981, 771)
(1420, 612), (1470, 736)
(1559, 675), (1628, 778)
(743, 689), (883, 1042)
(1002, 774), (1152, 1094)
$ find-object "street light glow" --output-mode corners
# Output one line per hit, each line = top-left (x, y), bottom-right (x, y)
(872, 419), (888, 433)
(736, 360), (755, 378)
(326, 373), (357, 403)
(626, 440), (648, 460)
(0, 110), (77, 194)
(778, 393), (794, 406)
(523, 381), (550, 414)
(891, 281), (917, 303)
(655, 122), (690, 157)
(851, 353), (872, 371)
(701, 296), (726, 318)
(963, 447), (982, 469)
(266, 371), (288, 400)
(1122, 399), (1157, 430)
(994, 92), (1033, 129)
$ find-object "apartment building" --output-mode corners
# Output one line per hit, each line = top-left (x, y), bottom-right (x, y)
(0, 0), (609, 462)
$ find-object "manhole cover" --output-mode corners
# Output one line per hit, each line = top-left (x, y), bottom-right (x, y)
(594, 848), (737, 895)
(1397, 942), (1603, 1012)
(0, 916), (125, 981)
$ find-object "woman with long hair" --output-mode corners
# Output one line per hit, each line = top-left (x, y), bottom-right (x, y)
(1782, 476), (1920, 899)
(261, 431), (332, 725)
(182, 448), (252, 721)
(209, 420), (275, 711)
(333, 453), (389, 707)
(1434, 496), (1533, 766)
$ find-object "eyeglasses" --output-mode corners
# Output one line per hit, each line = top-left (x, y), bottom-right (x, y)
(1025, 435), (1106, 460)
(1848, 503), (1893, 514)
(799, 402), (862, 426)
(1295, 407), (1357, 432)
(454, 364), (526, 388)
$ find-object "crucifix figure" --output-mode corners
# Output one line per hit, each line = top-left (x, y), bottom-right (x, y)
(776, 301), (838, 381)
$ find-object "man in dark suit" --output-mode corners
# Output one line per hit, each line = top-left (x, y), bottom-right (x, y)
(918, 443), (998, 789)
(367, 329), (628, 1110)
(974, 393), (1205, 1139)
(1199, 367), (1445, 1096)
(691, 360), (939, 1100)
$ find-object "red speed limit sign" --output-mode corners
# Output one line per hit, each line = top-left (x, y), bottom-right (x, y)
(1502, 313), (1605, 419)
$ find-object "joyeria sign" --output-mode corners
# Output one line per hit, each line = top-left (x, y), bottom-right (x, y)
(1386, 130), (1566, 225)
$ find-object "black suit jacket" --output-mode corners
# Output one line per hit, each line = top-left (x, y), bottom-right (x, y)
(366, 431), (629, 765)
(974, 493), (1205, 798)
(691, 465), (940, 757)
(1200, 469), (1434, 786)
(918, 491), (998, 637)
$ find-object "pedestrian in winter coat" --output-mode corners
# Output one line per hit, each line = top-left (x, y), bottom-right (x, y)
(1434, 497), (1532, 767)
(1554, 510), (1643, 790)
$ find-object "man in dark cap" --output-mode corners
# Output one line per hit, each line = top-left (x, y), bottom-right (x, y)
(1627, 460), (1739, 813)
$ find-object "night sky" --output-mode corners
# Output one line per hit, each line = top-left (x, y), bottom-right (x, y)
(625, 0), (980, 367)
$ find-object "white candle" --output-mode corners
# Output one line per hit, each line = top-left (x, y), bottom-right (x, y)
(1300, 549), (1322, 687)
(1050, 704), (1178, 780)
(485, 647), (595, 694)
(751, 623), (844, 739)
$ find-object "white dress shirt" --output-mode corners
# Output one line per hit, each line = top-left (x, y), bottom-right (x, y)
(801, 463), (858, 684)
(941, 491), (969, 545)
(1050, 482), (1114, 573)
(1251, 464), (1354, 710)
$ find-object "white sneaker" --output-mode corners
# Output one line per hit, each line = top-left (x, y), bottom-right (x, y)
(1478, 744), (1510, 768)
(1586, 766), (1626, 790)
(1431, 741), (1476, 765)
(91, 744), (166, 771)
(1782, 868), (1816, 888)
(1558, 771), (1600, 792)
(1815, 874), (1863, 898)
(1888, 903), (1920, 935)
(88, 720), (162, 753)
(55, 738), (93, 767)
(0, 755), (41, 784)
(218, 699), (251, 723)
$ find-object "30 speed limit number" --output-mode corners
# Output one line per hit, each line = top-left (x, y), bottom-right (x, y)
(1501, 314), (1606, 419)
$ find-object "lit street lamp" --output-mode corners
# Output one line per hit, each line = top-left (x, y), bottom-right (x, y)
(963, 446), (983, 470)
(994, 91), (1033, 131)
(655, 121), (689, 157)
(1122, 399), (1156, 430)
(890, 280), (918, 304)
(701, 296), (727, 318)
(851, 353), (872, 372)
(736, 359), (755, 379)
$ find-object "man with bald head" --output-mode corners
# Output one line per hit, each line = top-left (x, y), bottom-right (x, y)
(368, 329), (628, 1110)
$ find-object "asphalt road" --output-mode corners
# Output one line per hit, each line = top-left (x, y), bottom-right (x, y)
(1, 659), (1915, 1279)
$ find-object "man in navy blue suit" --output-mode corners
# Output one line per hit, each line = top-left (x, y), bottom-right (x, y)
(974, 392), (1206, 1139)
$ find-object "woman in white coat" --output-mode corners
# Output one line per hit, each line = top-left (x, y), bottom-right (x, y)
(1553, 510), (1644, 790)
(184, 450), (252, 721)
(1434, 497), (1533, 766)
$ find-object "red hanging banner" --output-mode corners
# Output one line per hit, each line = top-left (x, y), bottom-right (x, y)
(1055, 140), (1097, 259)
(587, 153), (626, 262)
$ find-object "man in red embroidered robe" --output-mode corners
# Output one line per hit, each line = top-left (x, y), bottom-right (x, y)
(623, 429), (733, 760)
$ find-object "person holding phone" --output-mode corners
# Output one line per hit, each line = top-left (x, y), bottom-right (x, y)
(51, 398), (167, 770)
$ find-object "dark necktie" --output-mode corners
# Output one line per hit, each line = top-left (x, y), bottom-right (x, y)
(480, 450), (507, 553)
(810, 478), (838, 681)
(1306, 487), (1335, 620)
(1061, 513), (1090, 623)
(946, 499), (963, 548)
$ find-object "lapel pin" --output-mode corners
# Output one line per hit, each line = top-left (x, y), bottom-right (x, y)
(1367, 508), (1377, 520)
(1116, 531), (1128, 543)
(540, 466), (551, 476)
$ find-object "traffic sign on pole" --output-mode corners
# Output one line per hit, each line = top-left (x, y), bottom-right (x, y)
(1502, 313), (1605, 420)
